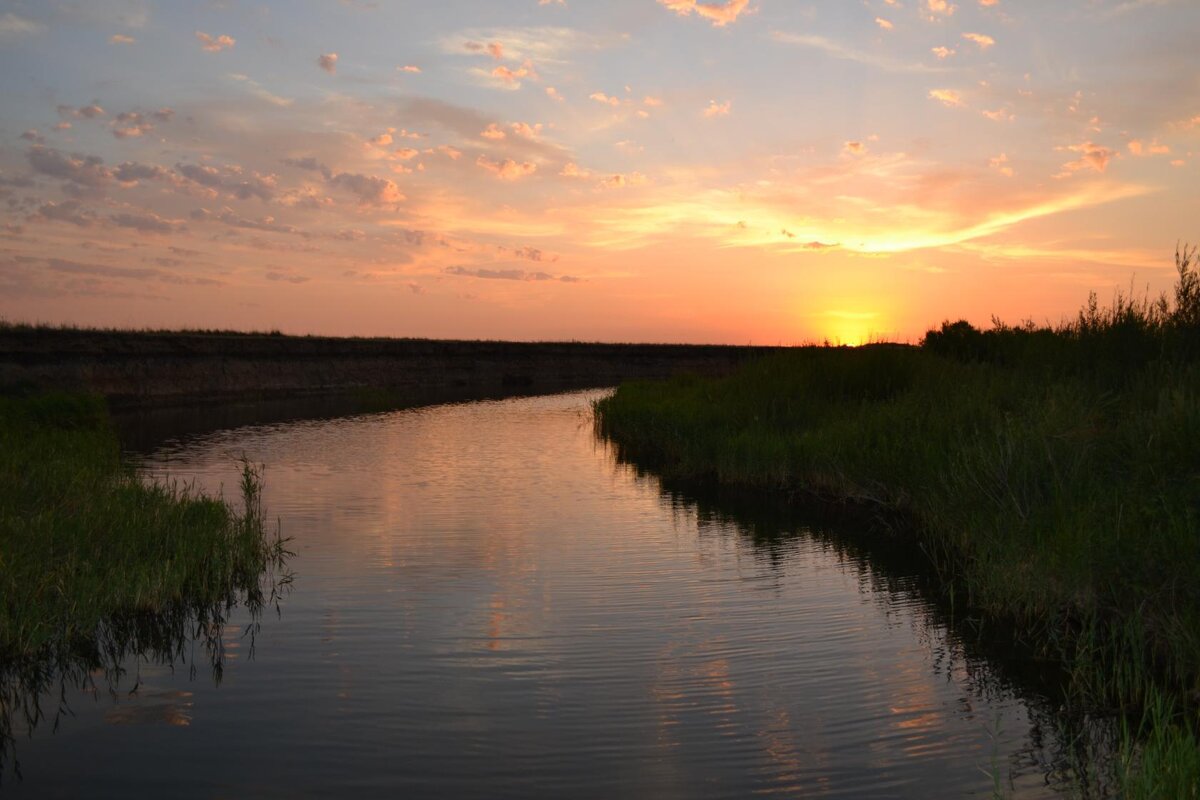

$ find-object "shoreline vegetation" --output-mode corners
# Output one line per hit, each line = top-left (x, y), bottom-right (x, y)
(596, 246), (1200, 797)
(0, 391), (290, 781)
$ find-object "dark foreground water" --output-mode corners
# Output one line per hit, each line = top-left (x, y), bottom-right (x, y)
(6, 390), (1085, 798)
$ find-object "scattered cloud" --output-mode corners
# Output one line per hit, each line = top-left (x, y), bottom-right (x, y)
(1128, 139), (1170, 156)
(111, 108), (173, 139)
(962, 32), (995, 49)
(318, 53), (339, 74)
(704, 99), (731, 117)
(476, 155), (538, 180)
(1056, 141), (1118, 176)
(57, 104), (106, 119)
(328, 171), (404, 204)
(657, 0), (752, 27)
(109, 34), (135, 45)
(196, 31), (235, 52)
(928, 88), (965, 107)
(989, 152), (1014, 177)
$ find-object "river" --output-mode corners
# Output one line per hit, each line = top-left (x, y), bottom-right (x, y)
(5, 390), (1091, 797)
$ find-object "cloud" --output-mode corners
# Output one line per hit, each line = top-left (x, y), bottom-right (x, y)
(1128, 139), (1170, 156)
(0, 12), (44, 38)
(491, 61), (537, 86)
(397, 64), (421, 73)
(876, 17), (894, 30)
(589, 92), (621, 107)
(37, 257), (218, 287)
(318, 53), (339, 74)
(227, 73), (294, 107)
(545, 86), (564, 102)
(195, 31), (235, 52)
(988, 153), (1014, 177)
(481, 123), (507, 140)
(962, 32), (995, 49)
(844, 141), (867, 155)
(704, 99), (731, 117)
(27, 145), (113, 190)
(476, 155), (538, 180)
(111, 108), (172, 139)
(925, 0), (956, 16)
(31, 199), (99, 227)
(511, 122), (543, 139)
(176, 162), (276, 201)
(328, 171), (404, 204)
(113, 161), (173, 183)
(192, 207), (302, 234)
(444, 266), (579, 282)
(560, 162), (591, 178)
(1058, 141), (1118, 175)
(445, 27), (628, 64)
(110, 211), (185, 234)
(771, 32), (943, 72)
(599, 172), (648, 189)
(266, 270), (310, 284)
(931, 46), (954, 59)
(281, 156), (332, 177)
(928, 88), (965, 107)
(511, 246), (555, 262)
(57, 104), (106, 119)
(658, 0), (752, 27)
(109, 34), (135, 45)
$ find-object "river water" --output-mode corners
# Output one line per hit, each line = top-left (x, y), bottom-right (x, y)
(6, 390), (1085, 798)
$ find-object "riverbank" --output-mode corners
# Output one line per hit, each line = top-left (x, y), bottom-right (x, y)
(0, 325), (779, 408)
(0, 391), (287, 662)
(596, 250), (1200, 795)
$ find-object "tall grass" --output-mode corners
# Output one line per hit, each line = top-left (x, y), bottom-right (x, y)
(0, 391), (290, 781)
(596, 245), (1200, 795)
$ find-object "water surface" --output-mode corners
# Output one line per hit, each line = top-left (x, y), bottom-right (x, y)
(7, 390), (1077, 797)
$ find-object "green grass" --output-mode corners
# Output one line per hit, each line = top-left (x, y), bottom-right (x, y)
(0, 390), (290, 781)
(0, 392), (288, 660)
(596, 246), (1200, 795)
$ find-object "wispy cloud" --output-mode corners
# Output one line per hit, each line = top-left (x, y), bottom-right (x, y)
(770, 31), (944, 72)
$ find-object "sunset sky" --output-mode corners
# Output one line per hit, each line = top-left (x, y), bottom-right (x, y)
(1, 0), (1198, 344)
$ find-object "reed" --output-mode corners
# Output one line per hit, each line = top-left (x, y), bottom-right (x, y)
(0, 391), (289, 661)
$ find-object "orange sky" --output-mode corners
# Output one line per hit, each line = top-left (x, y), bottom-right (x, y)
(1, 0), (1197, 344)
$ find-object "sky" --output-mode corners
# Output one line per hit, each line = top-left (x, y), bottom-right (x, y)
(1, 0), (1198, 344)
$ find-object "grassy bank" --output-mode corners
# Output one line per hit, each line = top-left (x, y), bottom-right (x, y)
(0, 391), (289, 781)
(0, 392), (287, 660)
(596, 248), (1200, 795)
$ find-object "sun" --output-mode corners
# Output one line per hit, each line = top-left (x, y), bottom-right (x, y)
(821, 311), (884, 347)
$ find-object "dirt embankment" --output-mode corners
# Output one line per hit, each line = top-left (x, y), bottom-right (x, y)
(0, 328), (780, 408)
